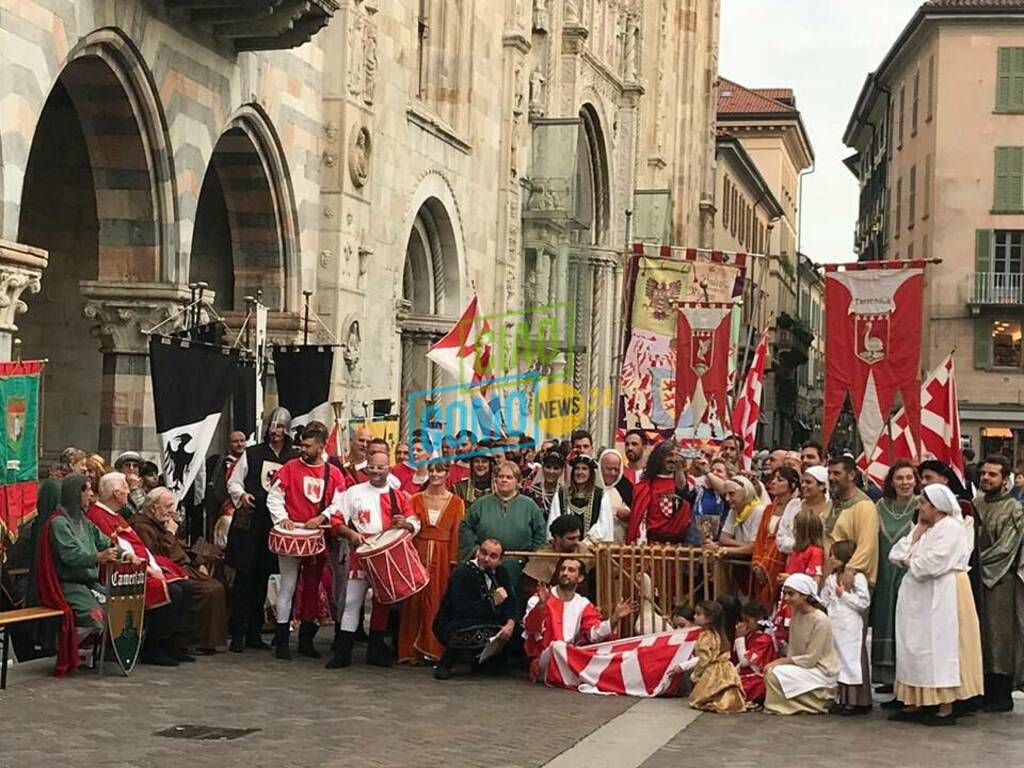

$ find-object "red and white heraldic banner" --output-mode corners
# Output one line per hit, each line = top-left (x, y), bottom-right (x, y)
(823, 261), (925, 459)
(675, 302), (732, 433)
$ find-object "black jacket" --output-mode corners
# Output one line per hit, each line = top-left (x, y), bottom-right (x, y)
(433, 561), (516, 644)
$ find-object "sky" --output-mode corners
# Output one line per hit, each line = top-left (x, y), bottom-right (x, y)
(719, 0), (925, 263)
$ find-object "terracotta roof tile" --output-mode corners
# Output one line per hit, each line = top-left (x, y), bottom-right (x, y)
(718, 78), (796, 116)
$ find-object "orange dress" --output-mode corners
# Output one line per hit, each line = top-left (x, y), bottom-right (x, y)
(398, 492), (465, 662)
(750, 502), (787, 608)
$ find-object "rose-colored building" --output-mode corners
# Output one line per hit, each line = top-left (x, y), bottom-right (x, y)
(844, 0), (1024, 464)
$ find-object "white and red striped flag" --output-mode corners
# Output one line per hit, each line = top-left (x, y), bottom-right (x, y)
(536, 629), (699, 697)
(427, 295), (493, 394)
(731, 329), (769, 470)
(857, 353), (963, 487)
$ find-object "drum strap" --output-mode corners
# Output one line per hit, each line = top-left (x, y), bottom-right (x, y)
(388, 488), (399, 522)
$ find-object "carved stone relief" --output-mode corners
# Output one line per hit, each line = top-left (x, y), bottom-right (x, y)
(349, 125), (372, 188)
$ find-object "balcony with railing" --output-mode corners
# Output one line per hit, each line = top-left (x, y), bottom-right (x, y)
(968, 272), (1024, 306)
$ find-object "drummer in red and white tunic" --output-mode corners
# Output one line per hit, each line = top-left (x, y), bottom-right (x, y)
(266, 421), (347, 661)
(325, 447), (417, 669)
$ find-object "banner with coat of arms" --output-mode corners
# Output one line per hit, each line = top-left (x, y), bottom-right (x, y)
(0, 359), (42, 542)
(675, 303), (732, 436)
(618, 244), (746, 439)
(823, 261), (925, 460)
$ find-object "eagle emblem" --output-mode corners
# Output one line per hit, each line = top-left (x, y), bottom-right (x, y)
(644, 278), (682, 321)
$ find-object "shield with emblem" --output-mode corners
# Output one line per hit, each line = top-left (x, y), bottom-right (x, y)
(303, 476), (324, 504)
(691, 330), (715, 377)
(104, 560), (147, 675)
(260, 460), (283, 491)
(854, 313), (890, 365)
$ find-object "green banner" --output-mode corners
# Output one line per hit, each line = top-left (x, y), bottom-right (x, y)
(0, 363), (40, 485)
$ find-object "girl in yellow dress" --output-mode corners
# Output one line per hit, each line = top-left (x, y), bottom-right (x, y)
(689, 600), (747, 713)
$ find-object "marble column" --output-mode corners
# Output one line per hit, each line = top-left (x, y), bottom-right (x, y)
(0, 239), (47, 360)
(80, 281), (191, 456)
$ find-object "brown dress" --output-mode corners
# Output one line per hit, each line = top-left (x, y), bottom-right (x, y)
(398, 493), (464, 662)
(130, 513), (228, 650)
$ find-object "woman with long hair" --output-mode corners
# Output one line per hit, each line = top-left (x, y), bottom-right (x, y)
(399, 462), (465, 664)
(751, 467), (800, 607)
(871, 459), (919, 694)
(547, 455), (614, 541)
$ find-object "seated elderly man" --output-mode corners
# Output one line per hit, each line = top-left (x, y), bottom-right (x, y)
(130, 487), (227, 654)
(432, 538), (517, 680)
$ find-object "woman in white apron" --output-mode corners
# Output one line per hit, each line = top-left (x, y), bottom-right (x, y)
(887, 484), (983, 726)
(763, 573), (840, 714)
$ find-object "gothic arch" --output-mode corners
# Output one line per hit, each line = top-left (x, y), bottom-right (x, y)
(399, 171), (466, 315)
(577, 102), (611, 246)
(189, 105), (301, 311)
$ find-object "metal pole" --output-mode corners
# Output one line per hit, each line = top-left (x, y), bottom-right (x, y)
(302, 290), (312, 346)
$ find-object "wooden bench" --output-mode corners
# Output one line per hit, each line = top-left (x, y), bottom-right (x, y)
(0, 607), (65, 690)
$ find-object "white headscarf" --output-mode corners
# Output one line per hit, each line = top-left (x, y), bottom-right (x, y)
(923, 483), (962, 520)
(782, 573), (819, 597)
(804, 465), (828, 485)
(596, 448), (624, 490)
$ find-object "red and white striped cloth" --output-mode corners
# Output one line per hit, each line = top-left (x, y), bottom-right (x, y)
(536, 628), (699, 697)
(731, 330), (769, 471)
(426, 294), (493, 395)
(858, 353), (963, 487)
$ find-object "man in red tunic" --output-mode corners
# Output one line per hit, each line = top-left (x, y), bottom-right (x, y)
(627, 441), (694, 544)
(522, 557), (633, 681)
(266, 421), (348, 660)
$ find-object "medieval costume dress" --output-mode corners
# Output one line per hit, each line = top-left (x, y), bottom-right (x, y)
(751, 501), (788, 608)
(764, 574), (840, 715)
(870, 493), (916, 686)
(547, 486), (615, 543)
(398, 492), (465, 662)
(688, 628), (746, 713)
(226, 407), (298, 646)
(973, 488), (1024, 709)
(736, 623), (778, 703)
(130, 511), (228, 651)
(48, 476), (110, 634)
(891, 486), (983, 708)
(459, 492), (547, 595)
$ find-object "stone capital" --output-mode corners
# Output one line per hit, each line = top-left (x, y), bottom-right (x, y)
(0, 239), (48, 336)
(80, 281), (192, 355)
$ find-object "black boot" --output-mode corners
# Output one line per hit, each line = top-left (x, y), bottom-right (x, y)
(229, 636), (245, 653)
(331, 623), (343, 652)
(366, 630), (394, 668)
(298, 621), (321, 658)
(434, 649), (455, 680)
(274, 623), (292, 660)
(325, 630), (355, 669)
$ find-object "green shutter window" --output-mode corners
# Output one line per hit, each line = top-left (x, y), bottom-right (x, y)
(997, 47), (1024, 112)
(994, 147), (1024, 212)
(976, 229), (993, 273)
(974, 317), (993, 370)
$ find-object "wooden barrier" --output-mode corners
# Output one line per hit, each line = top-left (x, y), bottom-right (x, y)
(507, 546), (750, 637)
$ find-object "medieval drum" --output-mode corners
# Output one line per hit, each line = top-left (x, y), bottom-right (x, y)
(356, 529), (429, 604)
(268, 525), (326, 558)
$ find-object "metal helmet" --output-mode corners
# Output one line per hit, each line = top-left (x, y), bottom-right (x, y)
(263, 406), (292, 441)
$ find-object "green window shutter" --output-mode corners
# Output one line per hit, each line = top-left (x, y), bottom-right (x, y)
(974, 317), (993, 370)
(1016, 48), (1024, 110)
(976, 229), (993, 273)
(994, 147), (1024, 211)
(998, 47), (1012, 110)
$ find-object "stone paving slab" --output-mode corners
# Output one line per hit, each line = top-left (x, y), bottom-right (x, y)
(640, 705), (1024, 768)
(0, 645), (637, 768)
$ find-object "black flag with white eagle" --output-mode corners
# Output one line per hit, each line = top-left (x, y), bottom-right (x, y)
(149, 336), (237, 503)
(272, 345), (333, 443)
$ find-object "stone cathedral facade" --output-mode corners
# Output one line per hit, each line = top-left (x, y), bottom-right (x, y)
(0, 0), (720, 459)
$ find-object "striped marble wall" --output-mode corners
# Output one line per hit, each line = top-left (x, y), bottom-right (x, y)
(0, 0), (325, 311)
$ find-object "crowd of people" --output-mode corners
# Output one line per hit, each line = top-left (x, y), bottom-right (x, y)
(13, 416), (1024, 725)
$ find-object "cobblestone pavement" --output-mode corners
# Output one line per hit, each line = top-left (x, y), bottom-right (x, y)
(3, 643), (1023, 768)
